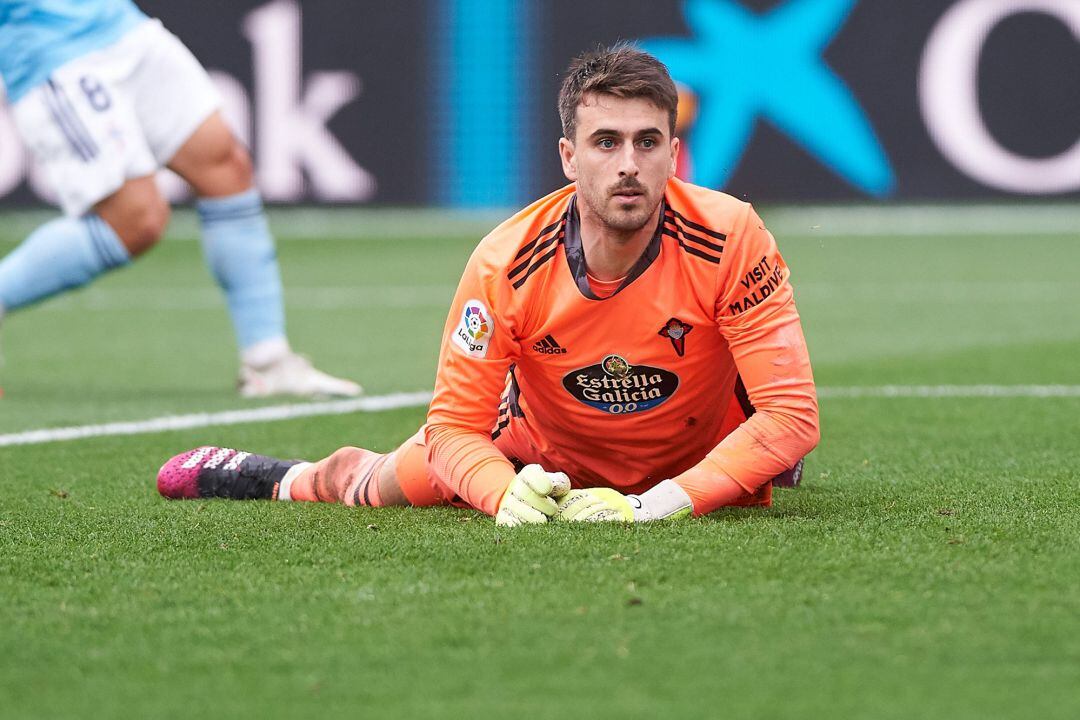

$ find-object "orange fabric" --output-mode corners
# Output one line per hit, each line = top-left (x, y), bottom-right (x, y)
(426, 177), (818, 516)
(424, 424), (516, 516)
(392, 429), (447, 507)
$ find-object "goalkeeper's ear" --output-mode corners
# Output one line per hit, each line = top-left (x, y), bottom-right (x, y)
(559, 136), (578, 182)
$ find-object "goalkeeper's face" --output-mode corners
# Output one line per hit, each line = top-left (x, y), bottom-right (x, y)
(559, 93), (679, 234)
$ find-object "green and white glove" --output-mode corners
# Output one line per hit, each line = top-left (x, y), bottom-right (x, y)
(495, 464), (571, 527)
(556, 479), (694, 523)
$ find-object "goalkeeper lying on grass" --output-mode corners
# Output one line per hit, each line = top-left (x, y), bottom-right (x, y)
(157, 45), (819, 525)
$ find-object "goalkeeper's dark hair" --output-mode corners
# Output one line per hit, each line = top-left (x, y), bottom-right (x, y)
(558, 43), (679, 142)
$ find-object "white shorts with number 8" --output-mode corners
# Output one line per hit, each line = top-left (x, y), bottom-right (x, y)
(11, 18), (220, 216)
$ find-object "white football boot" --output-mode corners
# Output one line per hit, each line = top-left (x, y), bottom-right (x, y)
(238, 352), (361, 398)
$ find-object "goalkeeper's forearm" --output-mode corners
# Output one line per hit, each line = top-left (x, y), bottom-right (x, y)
(424, 423), (517, 516)
(672, 406), (819, 515)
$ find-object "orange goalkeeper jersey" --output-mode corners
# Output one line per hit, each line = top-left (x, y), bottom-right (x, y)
(426, 177), (819, 516)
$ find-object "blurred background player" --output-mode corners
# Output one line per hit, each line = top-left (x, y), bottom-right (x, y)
(157, 45), (817, 525)
(0, 0), (360, 397)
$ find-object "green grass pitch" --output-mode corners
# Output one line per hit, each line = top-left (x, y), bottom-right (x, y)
(1, 207), (1078, 719)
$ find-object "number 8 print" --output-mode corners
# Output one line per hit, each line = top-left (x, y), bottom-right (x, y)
(80, 76), (112, 112)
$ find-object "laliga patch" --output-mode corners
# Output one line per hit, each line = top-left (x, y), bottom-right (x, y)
(562, 354), (680, 414)
(452, 299), (492, 358)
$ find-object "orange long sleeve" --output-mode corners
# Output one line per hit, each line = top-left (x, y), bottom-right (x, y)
(424, 424), (516, 516)
(425, 225), (529, 516)
(673, 205), (819, 514)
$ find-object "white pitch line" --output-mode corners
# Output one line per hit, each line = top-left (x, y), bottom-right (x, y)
(0, 391), (432, 448)
(818, 385), (1080, 398)
(2, 386), (1078, 448)
(763, 205), (1080, 237)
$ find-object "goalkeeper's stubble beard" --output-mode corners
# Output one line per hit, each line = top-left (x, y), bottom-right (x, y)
(578, 175), (664, 234)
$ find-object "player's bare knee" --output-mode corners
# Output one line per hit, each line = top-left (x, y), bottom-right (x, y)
(222, 142), (255, 188)
(169, 121), (256, 197)
(198, 141), (254, 196)
(100, 193), (170, 257)
(124, 197), (171, 256)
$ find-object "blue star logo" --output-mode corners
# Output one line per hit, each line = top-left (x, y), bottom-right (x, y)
(641, 0), (895, 196)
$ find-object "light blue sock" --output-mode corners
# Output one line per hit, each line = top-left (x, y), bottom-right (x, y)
(197, 189), (286, 350)
(0, 215), (130, 312)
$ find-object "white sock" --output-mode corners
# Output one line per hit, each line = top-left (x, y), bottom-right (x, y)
(276, 462), (311, 501)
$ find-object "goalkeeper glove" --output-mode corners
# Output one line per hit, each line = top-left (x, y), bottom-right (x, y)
(556, 479), (694, 523)
(495, 464), (571, 527)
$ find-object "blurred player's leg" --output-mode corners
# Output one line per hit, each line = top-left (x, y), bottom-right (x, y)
(93, 175), (172, 256)
(167, 112), (360, 397)
(158, 430), (438, 507)
(0, 214), (129, 317)
(116, 21), (359, 397)
(0, 48), (167, 318)
(0, 174), (169, 319)
(0, 16), (357, 394)
(168, 113), (283, 354)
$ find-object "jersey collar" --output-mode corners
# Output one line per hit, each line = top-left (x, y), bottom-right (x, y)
(564, 194), (665, 300)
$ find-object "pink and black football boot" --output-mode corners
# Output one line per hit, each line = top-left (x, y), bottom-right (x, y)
(157, 446), (300, 500)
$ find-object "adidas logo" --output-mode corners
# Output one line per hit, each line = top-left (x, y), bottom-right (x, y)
(532, 334), (567, 354)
